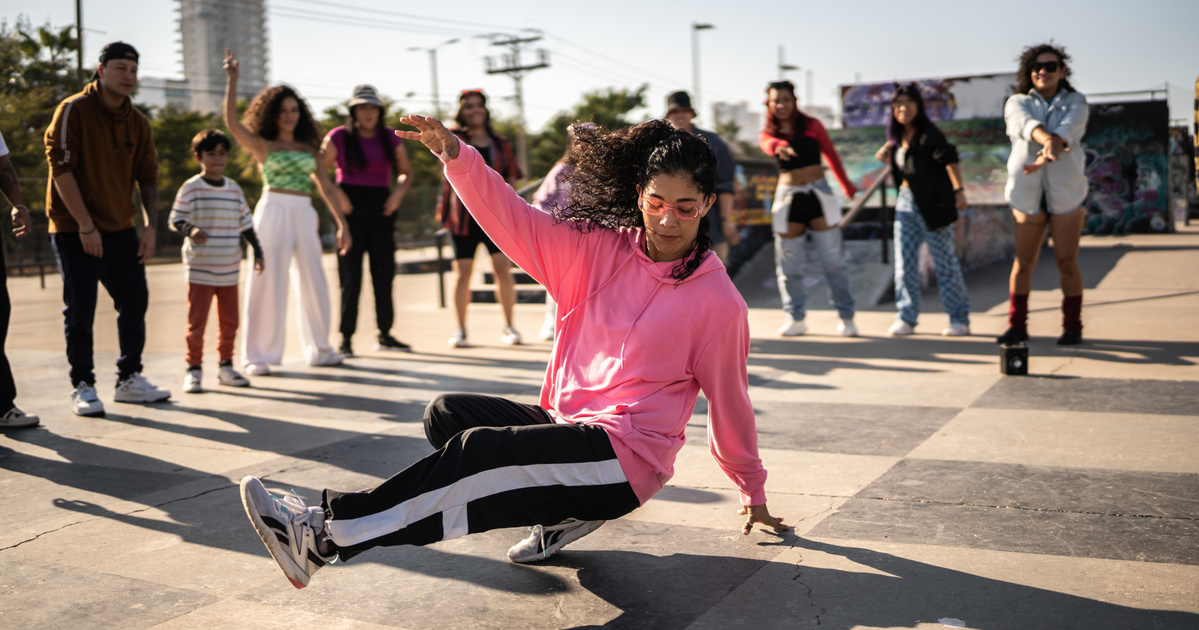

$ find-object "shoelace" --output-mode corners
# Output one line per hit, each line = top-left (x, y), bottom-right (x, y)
(283, 489), (337, 563)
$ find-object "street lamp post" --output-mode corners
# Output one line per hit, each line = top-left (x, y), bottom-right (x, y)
(777, 45), (799, 80)
(691, 23), (713, 117)
(408, 38), (459, 117)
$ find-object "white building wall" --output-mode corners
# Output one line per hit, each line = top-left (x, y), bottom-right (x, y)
(178, 0), (268, 114)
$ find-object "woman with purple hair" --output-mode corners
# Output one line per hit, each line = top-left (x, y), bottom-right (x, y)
(874, 83), (971, 337)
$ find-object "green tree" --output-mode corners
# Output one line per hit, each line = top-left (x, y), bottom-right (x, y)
(526, 85), (648, 181)
(1, 18), (79, 221)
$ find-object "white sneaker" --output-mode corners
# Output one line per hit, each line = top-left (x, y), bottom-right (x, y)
(114, 373), (171, 403)
(245, 363), (272, 376)
(501, 326), (522, 346)
(448, 329), (468, 348)
(942, 322), (971, 337)
(888, 321), (915, 336)
(0, 406), (39, 428)
(312, 351), (344, 367)
(183, 368), (202, 394)
(539, 321), (555, 342)
(71, 383), (105, 417)
(777, 315), (807, 337)
(239, 476), (335, 589)
(218, 364), (250, 387)
(837, 318), (859, 337)
(507, 518), (604, 564)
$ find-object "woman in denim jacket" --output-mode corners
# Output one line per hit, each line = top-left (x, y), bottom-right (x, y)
(875, 84), (971, 337)
(998, 43), (1089, 346)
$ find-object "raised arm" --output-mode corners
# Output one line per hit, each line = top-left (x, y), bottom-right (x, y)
(222, 49), (267, 163)
(397, 114), (582, 295)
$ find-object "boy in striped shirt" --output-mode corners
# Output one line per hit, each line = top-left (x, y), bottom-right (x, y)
(170, 130), (264, 392)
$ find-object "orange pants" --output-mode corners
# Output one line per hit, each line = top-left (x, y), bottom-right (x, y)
(186, 283), (240, 366)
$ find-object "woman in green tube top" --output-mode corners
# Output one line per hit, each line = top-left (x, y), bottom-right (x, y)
(223, 49), (347, 375)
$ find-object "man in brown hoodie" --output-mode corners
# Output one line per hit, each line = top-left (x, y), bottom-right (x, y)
(44, 41), (170, 417)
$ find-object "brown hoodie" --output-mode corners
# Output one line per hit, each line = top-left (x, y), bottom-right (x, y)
(44, 81), (159, 233)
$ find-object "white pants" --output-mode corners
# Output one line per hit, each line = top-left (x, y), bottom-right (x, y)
(240, 191), (336, 366)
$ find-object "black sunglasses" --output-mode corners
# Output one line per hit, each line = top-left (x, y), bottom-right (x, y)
(1031, 61), (1060, 73)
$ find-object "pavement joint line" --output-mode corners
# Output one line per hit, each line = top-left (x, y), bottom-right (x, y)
(853, 494), (1199, 520)
(0, 482), (233, 553)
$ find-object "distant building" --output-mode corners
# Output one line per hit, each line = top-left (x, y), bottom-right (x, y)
(136, 77), (191, 112)
(711, 101), (763, 144)
(178, 0), (269, 114)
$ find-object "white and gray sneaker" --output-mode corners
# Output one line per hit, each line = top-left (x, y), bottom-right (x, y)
(240, 476), (335, 589)
(218, 364), (250, 387)
(0, 406), (40, 428)
(113, 373), (171, 403)
(507, 518), (604, 564)
(72, 383), (105, 417)
(183, 367), (202, 394)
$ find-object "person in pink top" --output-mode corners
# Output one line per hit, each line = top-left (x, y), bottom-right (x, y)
(238, 115), (789, 589)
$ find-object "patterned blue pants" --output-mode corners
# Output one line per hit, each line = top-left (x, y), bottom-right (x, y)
(893, 188), (970, 327)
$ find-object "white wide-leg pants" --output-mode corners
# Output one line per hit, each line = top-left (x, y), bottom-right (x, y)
(240, 191), (337, 366)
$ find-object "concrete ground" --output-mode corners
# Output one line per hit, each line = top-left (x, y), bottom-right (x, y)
(1, 227), (1197, 629)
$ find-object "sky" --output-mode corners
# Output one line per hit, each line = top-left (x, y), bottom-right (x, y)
(5, 0), (1198, 133)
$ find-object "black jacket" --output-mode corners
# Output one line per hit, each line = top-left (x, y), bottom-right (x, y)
(888, 124), (960, 231)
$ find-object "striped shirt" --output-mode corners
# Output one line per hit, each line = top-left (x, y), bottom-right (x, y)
(169, 175), (253, 286)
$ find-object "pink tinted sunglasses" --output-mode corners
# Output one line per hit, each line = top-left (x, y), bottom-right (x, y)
(638, 194), (709, 221)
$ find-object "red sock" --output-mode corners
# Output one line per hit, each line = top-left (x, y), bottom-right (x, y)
(1062, 295), (1083, 332)
(1008, 293), (1029, 329)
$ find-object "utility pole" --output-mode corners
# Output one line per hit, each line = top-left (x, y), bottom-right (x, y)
(76, 0), (84, 88)
(691, 23), (713, 117)
(484, 31), (549, 178)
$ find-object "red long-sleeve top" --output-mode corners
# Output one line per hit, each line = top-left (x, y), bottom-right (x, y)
(759, 116), (857, 198)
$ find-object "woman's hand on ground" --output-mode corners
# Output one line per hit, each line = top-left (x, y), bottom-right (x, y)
(738, 504), (789, 535)
(396, 115), (460, 161)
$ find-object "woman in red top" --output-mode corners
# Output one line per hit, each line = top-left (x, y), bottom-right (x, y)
(436, 90), (523, 348)
(759, 80), (859, 338)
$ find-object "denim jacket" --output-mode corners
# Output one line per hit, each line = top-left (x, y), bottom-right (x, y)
(1004, 88), (1089, 213)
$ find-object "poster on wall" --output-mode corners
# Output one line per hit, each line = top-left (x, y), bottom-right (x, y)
(1083, 100), (1170, 234)
(840, 73), (1016, 128)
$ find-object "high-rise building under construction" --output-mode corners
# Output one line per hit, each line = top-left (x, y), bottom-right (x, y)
(177, 0), (268, 114)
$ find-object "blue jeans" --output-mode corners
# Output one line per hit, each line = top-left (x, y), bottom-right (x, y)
(893, 188), (970, 327)
(774, 183), (855, 320)
(51, 229), (149, 386)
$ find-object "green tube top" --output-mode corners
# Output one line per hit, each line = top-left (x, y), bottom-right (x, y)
(262, 150), (316, 193)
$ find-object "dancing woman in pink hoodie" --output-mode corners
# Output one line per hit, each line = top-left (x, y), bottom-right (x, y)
(238, 116), (789, 589)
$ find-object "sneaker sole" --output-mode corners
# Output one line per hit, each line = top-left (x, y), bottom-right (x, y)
(239, 477), (311, 589)
(0, 419), (40, 428)
(73, 407), (106, 418)
(510, 520), (605, 564)
(113, 393), (171, 403)
(219, 380), (250, 387)
(373, 345), (412, 352)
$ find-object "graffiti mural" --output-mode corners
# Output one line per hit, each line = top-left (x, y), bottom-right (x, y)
(840, 73), (1016, 128)
(1168, 126), (1199, 223)
(1083, 101), (1170, 234)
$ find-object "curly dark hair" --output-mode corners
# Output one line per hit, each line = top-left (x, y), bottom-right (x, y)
(243, 85), (322, 149)
(1014, 43), (1074, 95)
(559, 119), (716, 282)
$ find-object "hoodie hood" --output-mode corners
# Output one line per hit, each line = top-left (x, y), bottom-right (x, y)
(624, 228), (724, 285)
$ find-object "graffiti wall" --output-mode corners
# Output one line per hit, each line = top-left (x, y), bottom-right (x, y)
(828, 119), (1010, 204)
(1167, 126), (1199, 222)
(1083, 100), (1170, 234)
(840, 73), (1016, 128)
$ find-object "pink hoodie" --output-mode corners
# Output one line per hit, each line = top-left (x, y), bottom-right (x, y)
(443, 145), (768, 507)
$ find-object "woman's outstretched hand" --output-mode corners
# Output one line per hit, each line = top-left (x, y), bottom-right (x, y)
(738, 504), (790, 535)
(223, 48), (238, 80)
(396, 115), (459, 161)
